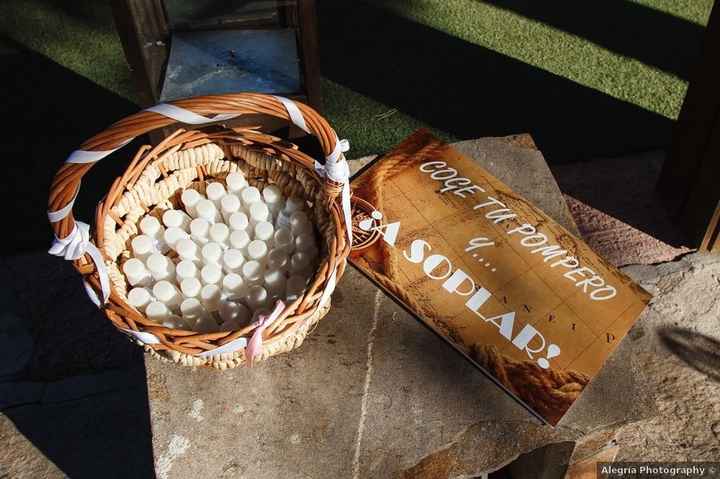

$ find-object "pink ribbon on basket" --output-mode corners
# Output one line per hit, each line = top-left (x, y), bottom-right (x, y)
(246, 300), (286, 367)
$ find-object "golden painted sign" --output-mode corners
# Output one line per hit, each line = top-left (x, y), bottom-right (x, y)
(349, 130), (651, 425)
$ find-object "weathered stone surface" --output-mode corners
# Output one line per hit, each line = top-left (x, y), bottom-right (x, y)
(147, 267), (377, 479)
(10, 138), (713, 479)
(347, 136), (650, 477)
(0, 254), (154, 479)
(615, 253), (720, 461)
(146, 137), (653, 478)
(354, 279), (654, 477)
(452, 136), (580, 237)
(0, 364), (153, 479)
(551, 151), (691, 266)
(0, 416), (65, 479)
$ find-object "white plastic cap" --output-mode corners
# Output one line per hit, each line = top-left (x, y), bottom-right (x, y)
(229, 230), (250, 250)
(153, 280), (179, 303)
(146, 253), (174, 281)
(222, 248), (245, 273)
(290, 251), (312, 273)
(209, 223), (230, 244)
(176, 238), (199, 261)
(201, 242), (223, 264)
(254, 221), (274, 242)
(241, 260), (263, 282)
(180, 297), (205, 318)
(266, 248), (289, 270)
(131, 235), (155, 257)
(228, 212), (249, 231)
(175, 260), (198, 281)
(219, 300), (250, 325)
(196, 199), (218, 223)
(146, 253), (169, 272)
(127, 287), (153, 309)
(162, 209), (189, 229)
(123, 258), (147, 277)
(180, 277), (202, 298)
(200, 284), (222, 311)
(221, 194), (240, 214)
(247, 240), (268, 261)
(146, 301), (170, 321)
(190, 218), (210, 238)
(164, 227), (188, 249)
(249, 202), (270, 223)
(240, 186), (262, 206)
(181, 188), (202, 209)
(262, 185), (282, 205)
(206, 182), (226, 202)
(247, 285), (268, 309)
(226, 171), (247, 193)
(274, 227), (293, 248)
(200, 263), (222, 285)
(263, 269), (287, 296)
(139, 215), (162, 237)
(222, 272), (245, 295)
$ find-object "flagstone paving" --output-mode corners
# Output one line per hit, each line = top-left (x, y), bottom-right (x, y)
(3, 138), (719, 478)
(144, 137), (653, 478)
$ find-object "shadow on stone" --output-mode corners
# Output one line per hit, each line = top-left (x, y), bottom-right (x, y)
(0, 254), (156, 478)
(2, 366), (155, 479)
(0, 39), (155, 478)
(659, 326), (720, 382)
(0, 252), (156, 478)
(400, 419), (574, 479)
(550, 152), (691, 256)
(490, 440), (575, 479)
(0, 36), (140, 255)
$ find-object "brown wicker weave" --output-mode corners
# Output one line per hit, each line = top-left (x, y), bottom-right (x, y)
(47, 93), (351, 369)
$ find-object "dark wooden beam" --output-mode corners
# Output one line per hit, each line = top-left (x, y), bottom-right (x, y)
(658, 0), (720, 251)
(296, 0), (322, 111)
(111, 0), (170, 106)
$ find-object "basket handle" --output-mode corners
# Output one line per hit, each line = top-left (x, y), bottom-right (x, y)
(47, 93), (352, 304)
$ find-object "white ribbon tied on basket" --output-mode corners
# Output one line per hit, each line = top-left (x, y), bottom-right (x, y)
(272, 96), (353, 244)
(315, 145), (352, 244)
(273, 96), (310, 134)
(145, 103), (239, 125)
(48, 221), (111, 306)
(47, 103), (241, 306)
(197, 336), (248, 359)
(121, 328), (161, 346)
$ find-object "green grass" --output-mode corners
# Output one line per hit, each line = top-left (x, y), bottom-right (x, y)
(0, 0), (136, 101)
(0, 0), (714, 158)
(366, 0), (711, 119)
(320, 79), (456, 157)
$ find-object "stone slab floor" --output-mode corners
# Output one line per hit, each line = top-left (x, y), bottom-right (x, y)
(1, 139), (719, 477)
(3, 251), (718, 478)
(140, 252), (720, 479)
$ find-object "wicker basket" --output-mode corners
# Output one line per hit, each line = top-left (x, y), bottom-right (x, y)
(47, 93), (352, 369)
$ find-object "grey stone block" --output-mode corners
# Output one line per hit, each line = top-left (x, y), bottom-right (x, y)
(145, 136), (654, 478)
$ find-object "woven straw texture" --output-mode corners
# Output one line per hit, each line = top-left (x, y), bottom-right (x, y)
(48, 94), (351, 368)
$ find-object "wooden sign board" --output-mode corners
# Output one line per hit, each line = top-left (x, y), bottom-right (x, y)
(349, 130), (651, 425)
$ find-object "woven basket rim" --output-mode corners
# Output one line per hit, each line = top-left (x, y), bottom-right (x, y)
(47, 93), (352, 367)
(98, 127), (348, 358)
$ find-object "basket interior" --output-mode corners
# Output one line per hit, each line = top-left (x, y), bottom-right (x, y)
(101, 129), (336, 319)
